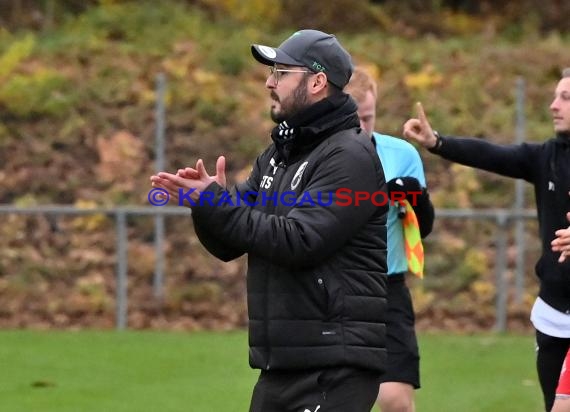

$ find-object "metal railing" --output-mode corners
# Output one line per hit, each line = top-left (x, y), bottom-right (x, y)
(434, 208), (537, 332)
(0, 205), (538, 331)
(0, 205), (188, 330)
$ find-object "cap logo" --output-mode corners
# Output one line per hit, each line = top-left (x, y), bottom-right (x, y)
(258, 46), (276, 59)
(311, 61), (326, 72)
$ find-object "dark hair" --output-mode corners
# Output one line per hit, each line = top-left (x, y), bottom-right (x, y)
(303, 70), (343, 96)
(327, 82), (343, 96)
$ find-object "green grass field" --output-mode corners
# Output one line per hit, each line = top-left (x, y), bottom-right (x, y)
(0, 330), (542, 412)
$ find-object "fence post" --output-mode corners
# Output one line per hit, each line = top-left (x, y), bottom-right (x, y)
(514, 77), (527, 303)
(116, 210), (128, 330)
(153, 73), (167, 301)
(494, 211), (509, 332)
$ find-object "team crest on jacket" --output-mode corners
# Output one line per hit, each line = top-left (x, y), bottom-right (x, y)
(269, 157), (278, 175)
(291, 161), (308, 190)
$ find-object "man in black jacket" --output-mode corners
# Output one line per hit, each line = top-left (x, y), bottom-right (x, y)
(151, 29), (389, 412)
(402, 68), (570, 412)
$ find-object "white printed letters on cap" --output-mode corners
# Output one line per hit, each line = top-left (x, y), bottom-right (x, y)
(258, 46), (276, 59)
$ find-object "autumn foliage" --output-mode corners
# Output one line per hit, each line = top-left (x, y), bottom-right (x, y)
(0, 0), (566, 331)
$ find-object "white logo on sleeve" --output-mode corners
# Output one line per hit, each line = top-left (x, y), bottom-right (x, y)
(303, 406), (320, 412)
(291, 161), (308, 190)
(258, 46), (276, 59)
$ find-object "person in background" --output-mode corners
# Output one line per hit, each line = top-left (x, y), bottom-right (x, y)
(552, 348), (570, 412)
(151, 29), (389, 412)
(402, 68), (570, 412)
(345, 67), (434, 412)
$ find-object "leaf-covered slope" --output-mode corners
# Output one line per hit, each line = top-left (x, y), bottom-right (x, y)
(0, 1), (565, 330)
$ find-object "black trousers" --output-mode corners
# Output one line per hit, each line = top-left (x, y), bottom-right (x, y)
(249, 367), (380, 412)
(536, 330), (570, 411)
(378, 273), (420, 388)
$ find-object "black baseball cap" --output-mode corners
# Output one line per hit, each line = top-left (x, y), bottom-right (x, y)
(251, 29), (353, 89)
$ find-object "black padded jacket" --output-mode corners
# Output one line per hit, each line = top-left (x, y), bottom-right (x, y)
(191, 93), (388, 372)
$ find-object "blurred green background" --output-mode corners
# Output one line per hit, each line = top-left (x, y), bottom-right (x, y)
(0, 0), (567, 331)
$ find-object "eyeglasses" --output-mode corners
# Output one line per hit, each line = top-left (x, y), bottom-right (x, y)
(269, 66), (311, 85)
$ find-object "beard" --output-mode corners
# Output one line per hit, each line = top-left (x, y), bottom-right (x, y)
(270, 78), (310, 124)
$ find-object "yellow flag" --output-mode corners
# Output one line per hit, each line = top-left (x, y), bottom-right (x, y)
(402, 200), (424, 278)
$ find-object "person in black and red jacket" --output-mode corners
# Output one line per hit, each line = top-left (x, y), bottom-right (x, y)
(403, 68), (570, 412)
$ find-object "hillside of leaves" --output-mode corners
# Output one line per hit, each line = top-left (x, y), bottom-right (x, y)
(0, 0), (567, 331)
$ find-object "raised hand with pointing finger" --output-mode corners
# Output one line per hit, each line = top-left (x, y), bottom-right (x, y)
(402, 102), (439, 149)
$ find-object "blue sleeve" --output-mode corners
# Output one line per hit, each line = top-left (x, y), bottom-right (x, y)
(398, 146), (427, 187)
(373, 133), (427, 186)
